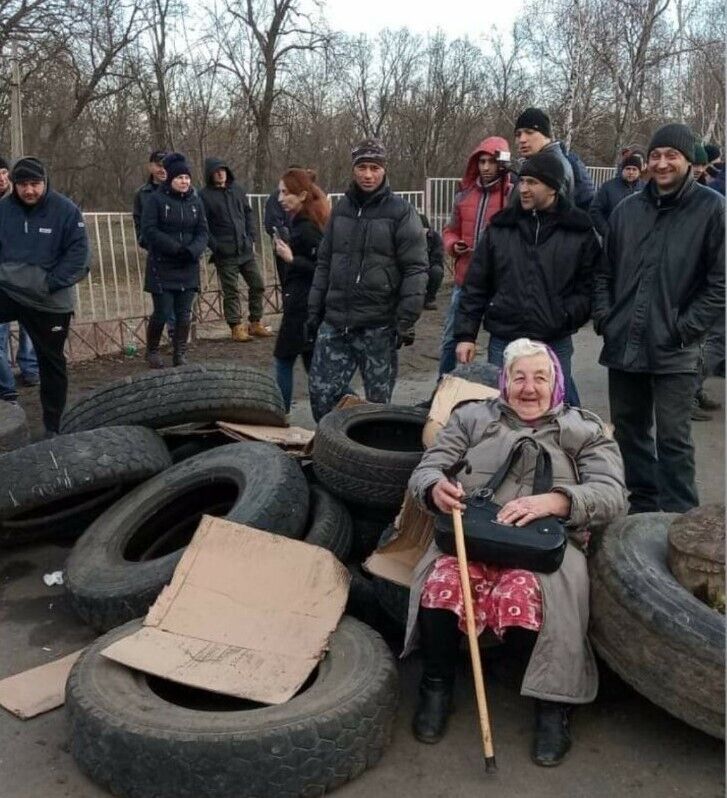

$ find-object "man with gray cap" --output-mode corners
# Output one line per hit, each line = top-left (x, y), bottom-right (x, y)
(0, 156), (90, 434)
(307, 138), (428, 421)
(594, 123), (725, 513)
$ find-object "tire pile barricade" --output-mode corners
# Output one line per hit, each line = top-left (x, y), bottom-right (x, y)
(1, 359), (722, 798)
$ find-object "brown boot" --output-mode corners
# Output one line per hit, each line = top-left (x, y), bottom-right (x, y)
(249, 320), (273, 338)
(231, 323), (252, 342)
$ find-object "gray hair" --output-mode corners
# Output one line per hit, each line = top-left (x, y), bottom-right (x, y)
(503, 338), (554, 387)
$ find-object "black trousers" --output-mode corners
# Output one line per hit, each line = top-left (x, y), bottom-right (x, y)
(0, 291), (71, 432)
(608, 368), (698, 513)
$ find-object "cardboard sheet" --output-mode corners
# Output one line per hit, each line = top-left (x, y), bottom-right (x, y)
(217, 421), (315, 451)
(0, 650), (84, 719)
(364, 491), (434, 587)
(102, 516), (350, 705)
(423, 374), (499, 448)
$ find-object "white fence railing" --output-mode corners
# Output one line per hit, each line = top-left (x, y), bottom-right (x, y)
(16, 170), (609, 360)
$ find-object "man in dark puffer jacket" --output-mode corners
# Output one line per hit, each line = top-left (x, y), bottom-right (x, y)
(307, 139), (428, 421)
(454, 152), (599, 407)
(593, 123), (725, 513)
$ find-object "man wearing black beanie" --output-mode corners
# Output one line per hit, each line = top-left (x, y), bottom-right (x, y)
(513, 107), (595, 210)
(594, 122), (725, 513)
(589, 154), (646, 236)
(454, 151), (599, 409)
(0, 156), (90, 434)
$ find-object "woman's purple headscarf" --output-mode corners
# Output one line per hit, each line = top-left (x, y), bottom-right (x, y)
(498, 341), (566, 409)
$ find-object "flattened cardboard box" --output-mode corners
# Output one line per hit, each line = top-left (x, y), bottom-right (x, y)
(367, 375), (500, 587)
(217, 421), (315, 453)
(0, 650), (84, 719)
(102, 516), (350, 705)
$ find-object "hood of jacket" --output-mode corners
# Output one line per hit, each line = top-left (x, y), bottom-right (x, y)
(461, 136), (512, 190)
(204, 156), (236, 187)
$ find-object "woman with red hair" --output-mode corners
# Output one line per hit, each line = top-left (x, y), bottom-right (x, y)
(273, 168), (331, 414)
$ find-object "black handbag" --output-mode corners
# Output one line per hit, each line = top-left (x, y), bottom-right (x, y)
(434, 443), (567, 574)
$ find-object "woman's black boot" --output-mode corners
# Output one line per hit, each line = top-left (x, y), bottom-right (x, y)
(172, 322), (190, 366)
(531, 699), (573, 766)
(145, 319), (166, 369)
(412, 608), (461, 744)
(413, 676), (455, 744)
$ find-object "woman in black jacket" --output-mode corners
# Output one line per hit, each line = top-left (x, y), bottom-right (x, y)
(273, 168), (330, 414)
(140, 152), (208, 368)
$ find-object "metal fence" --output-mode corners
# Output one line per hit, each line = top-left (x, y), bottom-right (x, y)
(8, 170), (609, 361)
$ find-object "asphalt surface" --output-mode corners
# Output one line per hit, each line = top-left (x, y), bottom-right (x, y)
(0, 313), (724, 798)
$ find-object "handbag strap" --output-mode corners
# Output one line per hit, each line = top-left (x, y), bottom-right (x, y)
(485, 440), (554, 495)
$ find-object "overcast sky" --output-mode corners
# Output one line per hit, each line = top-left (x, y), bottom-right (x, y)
(321, 0), (523, 39)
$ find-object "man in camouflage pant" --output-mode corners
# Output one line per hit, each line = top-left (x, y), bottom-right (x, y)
(307, 139), (428, 421)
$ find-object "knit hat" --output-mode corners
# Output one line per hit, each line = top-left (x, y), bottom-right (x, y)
(519, 152), (565, 193)
(515, 107), (552, 138)
(704, 143), (721, 162)
(351, 139), (387, 168)
(163, 152), (191, 181)
(648, 123), (696, 163)
(0, 157), (9, 171)
(149, 149), (168, 163)
(11, 156), (46, 183)
(693, 143), (709, 166)
(620, 155), (643, 171)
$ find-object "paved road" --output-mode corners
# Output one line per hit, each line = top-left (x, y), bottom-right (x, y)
(0, 324), (723, 798)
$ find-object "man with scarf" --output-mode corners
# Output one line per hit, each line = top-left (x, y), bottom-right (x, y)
(307, 139), (428, 421)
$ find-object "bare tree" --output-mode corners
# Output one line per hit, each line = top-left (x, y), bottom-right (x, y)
(213, 0), (331, 190)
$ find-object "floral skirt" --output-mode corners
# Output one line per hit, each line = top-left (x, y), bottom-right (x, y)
(420, 555), (543, 637)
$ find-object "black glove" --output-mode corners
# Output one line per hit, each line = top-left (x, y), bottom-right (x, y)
(396, 325), (415, 349)
(305, 318), (321, 345)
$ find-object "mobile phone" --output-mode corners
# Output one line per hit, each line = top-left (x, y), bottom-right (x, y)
(273, 225), (290, 243)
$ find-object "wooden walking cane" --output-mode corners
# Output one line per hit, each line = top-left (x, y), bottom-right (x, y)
(444, 459), (497, 774)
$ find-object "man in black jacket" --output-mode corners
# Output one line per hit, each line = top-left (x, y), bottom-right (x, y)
(200, 157), (271, 342)
(455, 152), (599, 407)
(133, 150), (167, 245)
(589, 155), (645, 237)
(307, 139), (428, 421)
(593, 123), (725, 513)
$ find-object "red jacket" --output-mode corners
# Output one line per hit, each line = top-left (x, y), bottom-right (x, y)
(443, 136), (512, 285)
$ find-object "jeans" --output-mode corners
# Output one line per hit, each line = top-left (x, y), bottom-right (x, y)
(150, 290), (196, 326)
(608, 369), (698, 513)
(0, 291), (71, 432)
(438, 285), (462, 376)
(487, 334), (581, 407)
(274, 352), (312, 413)
(0, 324), (39, 398)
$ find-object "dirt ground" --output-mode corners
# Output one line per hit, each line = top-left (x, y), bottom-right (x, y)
(1, 288), (724, 797)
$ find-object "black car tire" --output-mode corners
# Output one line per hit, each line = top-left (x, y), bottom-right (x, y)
(590, 512), (725, 739)
(66, 442), (308, 631)
(66, 616), (399, 798)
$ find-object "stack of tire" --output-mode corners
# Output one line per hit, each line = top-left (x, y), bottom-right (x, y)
(311, 402), (429, 635)
(0, 363), (400, 798)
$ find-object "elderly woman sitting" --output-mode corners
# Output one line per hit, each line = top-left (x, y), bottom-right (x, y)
(405, 338), (626, 766)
